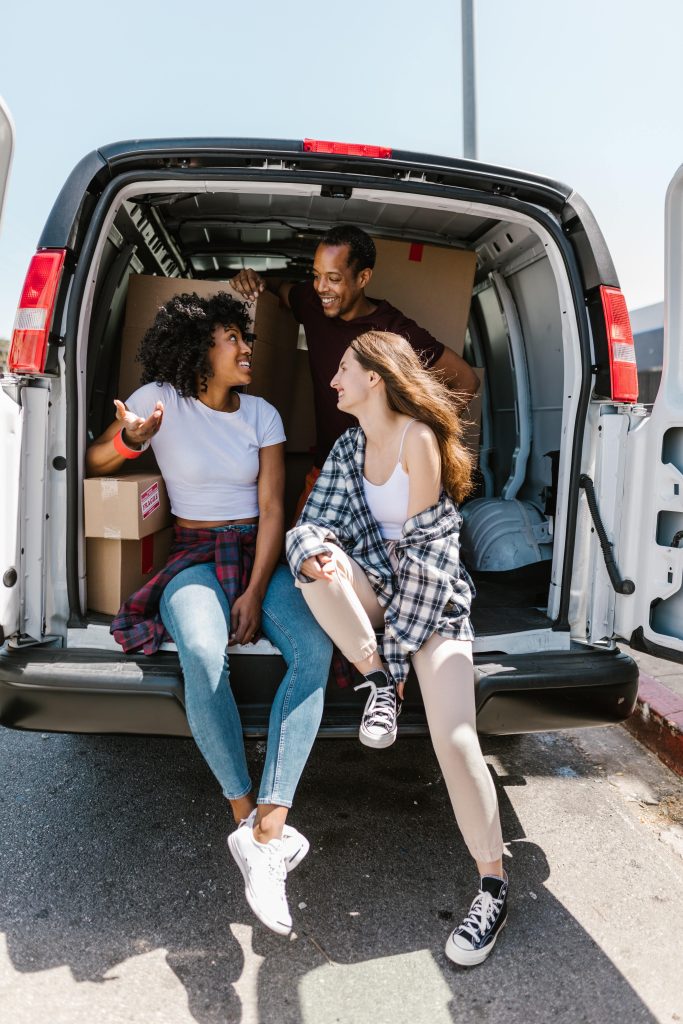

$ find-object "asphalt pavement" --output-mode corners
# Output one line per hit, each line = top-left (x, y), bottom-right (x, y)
(1, 723), (682, 1024)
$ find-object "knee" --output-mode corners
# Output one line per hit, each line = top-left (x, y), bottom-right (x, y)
(180, 630), (227, 672)
(444, 721), (481, 763)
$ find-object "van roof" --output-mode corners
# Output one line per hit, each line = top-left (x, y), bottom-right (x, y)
(39, 138), (573, 252)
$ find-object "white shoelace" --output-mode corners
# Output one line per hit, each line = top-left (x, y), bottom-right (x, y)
(354, 679), (397, 731)
(458, 889), (504, 941)
(249, 838), (286, 887)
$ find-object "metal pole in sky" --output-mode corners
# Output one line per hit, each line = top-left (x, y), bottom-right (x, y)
(461, 0), (477, 159)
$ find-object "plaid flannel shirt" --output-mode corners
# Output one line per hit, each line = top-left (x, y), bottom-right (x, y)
(286, 427), (475, 685)
(111, 524), (257, 655)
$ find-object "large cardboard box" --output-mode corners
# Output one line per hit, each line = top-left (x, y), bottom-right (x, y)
(117, 276), (299, 418)
(284, 348), (316, 454)
(369, 240), (476, 355)
(86, 527), (173, 615)
(84, 473), (172, 540)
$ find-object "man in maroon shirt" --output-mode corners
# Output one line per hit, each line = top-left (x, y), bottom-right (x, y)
(232, 226), (479, 497)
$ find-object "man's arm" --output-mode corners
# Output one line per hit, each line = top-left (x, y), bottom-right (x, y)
(432, 346), (480, 402)
(230, 269), (294, 309)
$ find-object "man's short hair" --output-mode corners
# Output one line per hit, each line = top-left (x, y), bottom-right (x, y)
(319, 225), (376, 273)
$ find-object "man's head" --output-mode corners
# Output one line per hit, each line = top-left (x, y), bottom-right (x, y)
(312, 226), (376, 321)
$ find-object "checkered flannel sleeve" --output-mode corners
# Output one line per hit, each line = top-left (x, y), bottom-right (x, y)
(286, 449), (351, 582)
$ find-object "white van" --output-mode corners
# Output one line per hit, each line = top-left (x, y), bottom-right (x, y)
(2, 136), (680, 738)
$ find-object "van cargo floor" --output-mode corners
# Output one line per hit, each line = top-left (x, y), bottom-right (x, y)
(469, 562), (552, 636)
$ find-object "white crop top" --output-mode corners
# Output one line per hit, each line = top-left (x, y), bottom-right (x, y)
(125, 382), (285, 520)
(362, 420), (414, 540)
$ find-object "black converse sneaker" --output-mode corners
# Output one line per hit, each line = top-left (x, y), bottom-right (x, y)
(354, 669), (401, 748)
(445, 873), (508, 966)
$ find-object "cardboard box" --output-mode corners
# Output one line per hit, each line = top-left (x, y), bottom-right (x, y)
(86, 527), (173, 615)
(248, 336), (297, 425)
(285, 348), (317, 453)
(369, 240), (476, 356)
(84, 473), (172, 540)
(117, 276), (299, 415)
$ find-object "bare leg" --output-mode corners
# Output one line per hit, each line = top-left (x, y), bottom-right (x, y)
(477, 857), (504, 878)
(254, 804), (288, 843)
(229, 794), (256, 824)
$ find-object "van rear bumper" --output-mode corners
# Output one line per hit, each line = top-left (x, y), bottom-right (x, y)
(0, 643), (639, 738)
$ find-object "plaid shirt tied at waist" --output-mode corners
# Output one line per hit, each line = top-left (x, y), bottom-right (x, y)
(286, 427), (475, 686)
(111, 524), (257, 655)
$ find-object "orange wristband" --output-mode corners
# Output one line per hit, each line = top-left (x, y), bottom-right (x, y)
(113, 428), (148, 460)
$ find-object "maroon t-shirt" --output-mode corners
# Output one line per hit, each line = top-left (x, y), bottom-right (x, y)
(288, 281), (445, 466)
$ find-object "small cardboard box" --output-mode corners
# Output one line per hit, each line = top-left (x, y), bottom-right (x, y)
(369, 239), (477, 356)
(86, 527), (173, 615)
(117, 276), (299, 412)
(84, 473), (172, 540)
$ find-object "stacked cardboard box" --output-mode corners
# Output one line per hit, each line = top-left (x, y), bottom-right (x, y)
(84, 473), (173, 615)
(117, 275), (300, 424)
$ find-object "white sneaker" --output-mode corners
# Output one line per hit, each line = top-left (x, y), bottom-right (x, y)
(228, 825), (292, 936)
(354, 675), (400, 748)
(238, 810), (310, 873)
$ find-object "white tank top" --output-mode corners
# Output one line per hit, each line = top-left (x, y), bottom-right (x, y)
(363, 420), (414, 540)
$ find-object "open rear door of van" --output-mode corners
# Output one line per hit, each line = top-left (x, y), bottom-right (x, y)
(612, 162), (683, 661)
(0, 97), (19, 645)
(0, 96), (12, 228)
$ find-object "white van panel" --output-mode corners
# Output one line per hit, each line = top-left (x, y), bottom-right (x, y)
(0, 381), (50, 643)
(19, 385), (50, 641)
(0, 383), (22, 639)
(612, 163), (683, 656)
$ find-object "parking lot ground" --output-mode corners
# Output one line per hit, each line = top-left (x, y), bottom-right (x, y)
(1, 721), (682, 1024)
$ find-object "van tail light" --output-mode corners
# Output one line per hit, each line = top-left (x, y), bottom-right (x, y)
(599, 286), (639, 402)
(303, 138), (392, 159)
(8, 249), (66, 374)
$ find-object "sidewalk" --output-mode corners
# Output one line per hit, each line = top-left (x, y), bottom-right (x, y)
(619, 644), (683, 777)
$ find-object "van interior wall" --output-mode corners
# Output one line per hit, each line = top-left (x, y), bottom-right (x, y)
(84, 190), (565, 628)
(473, 256), (564, 510)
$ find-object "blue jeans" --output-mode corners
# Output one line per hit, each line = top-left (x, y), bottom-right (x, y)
(160, 560), (333, 807)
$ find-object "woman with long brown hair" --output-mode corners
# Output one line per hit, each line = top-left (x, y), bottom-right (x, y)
(286, 330), (508, 966)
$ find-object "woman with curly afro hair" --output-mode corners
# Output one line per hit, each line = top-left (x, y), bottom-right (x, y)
(86, 290), (333, 937)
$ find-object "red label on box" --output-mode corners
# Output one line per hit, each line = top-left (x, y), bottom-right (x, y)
(140, 482), (160, 520)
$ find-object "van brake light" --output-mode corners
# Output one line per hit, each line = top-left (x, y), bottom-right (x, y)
(599, 285), (638, 403)
(303, 138), (392, 159)
(9, 250), (66, 374)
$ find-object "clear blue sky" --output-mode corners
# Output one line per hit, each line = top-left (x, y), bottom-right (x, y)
(1, 0), (681, 337)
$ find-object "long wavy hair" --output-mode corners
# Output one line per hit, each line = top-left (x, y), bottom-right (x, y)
(137, 291), (251, 397)
(349, 331), (474, 503)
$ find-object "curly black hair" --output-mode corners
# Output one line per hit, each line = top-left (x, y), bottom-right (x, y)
(136, 290), (251, 397)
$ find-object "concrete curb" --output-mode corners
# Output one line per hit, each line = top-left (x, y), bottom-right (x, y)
(623, 673), (683, 777)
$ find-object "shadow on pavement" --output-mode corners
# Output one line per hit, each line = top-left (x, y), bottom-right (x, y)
(0, 729), (659, 1024)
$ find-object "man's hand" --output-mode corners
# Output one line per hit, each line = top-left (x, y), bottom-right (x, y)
(229, 588), (262, 645)
(113, 399), (164, 448)
(231, 269), (266, 302)
(300, 553), (336, 582)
